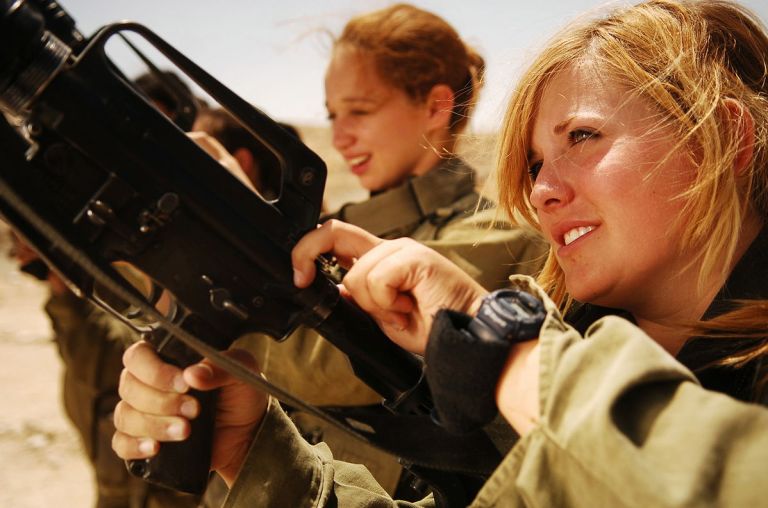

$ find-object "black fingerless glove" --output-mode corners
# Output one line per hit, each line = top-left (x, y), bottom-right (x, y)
(425, 290), (545, 435)
(425, 309), (511, 434)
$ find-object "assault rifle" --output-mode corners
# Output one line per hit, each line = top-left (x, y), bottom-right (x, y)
(0, 1), (501, 505)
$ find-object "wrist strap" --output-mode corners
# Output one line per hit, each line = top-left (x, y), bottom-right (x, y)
(425, 309), (512, 434)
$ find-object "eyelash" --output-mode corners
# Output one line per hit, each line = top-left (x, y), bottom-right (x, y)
(569, 129), (597, 144)
(326, 109), (371, 122)
(528, 129), (599, 181)
(528, 161), (543, 181)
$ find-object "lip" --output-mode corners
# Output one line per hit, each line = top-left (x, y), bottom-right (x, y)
(550, 220), (600, 249)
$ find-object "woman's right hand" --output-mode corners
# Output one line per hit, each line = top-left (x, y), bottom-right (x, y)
(292, 220), (488, 354)
(112, 341), (268, 486)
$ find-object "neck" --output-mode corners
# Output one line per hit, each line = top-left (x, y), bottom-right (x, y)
(413, 129), (455, 176)
(633, 215), (763, 355)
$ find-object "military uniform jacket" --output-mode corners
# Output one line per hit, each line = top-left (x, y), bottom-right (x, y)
(44, 292), (132, 459)
(233, 157), (545, 493)
(222, 231), (768, 507)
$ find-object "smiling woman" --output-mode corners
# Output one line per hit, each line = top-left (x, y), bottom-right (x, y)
(527, 62), (705, 331)
(324, 3), (484, 192)
(499, 0), (768, 363)
(209, 2), (546, 500)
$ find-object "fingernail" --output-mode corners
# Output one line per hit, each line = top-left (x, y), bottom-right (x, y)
(385, 322), (405, 332)
(180, 399), (198, 419)
(167, 422), (185, 440)
(138, 438), (157, 455)
(173, 375), (188, 394)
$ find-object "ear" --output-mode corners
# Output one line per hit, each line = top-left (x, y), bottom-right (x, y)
(424, 84), (455, 132)
(722, 98), (755, 177)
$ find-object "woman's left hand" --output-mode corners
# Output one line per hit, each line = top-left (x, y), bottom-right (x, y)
(291, 219), (487, 354)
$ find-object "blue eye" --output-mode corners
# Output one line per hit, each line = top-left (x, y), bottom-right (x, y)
(528, 161), (542, 181)
(569, 129), (597, 144)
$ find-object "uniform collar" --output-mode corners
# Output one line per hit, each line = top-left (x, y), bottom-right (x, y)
(331, 157), (476, 238)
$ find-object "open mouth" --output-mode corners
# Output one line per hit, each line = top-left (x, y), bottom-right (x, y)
(348, 154), (371, 167)
(563, 225), (595, 246)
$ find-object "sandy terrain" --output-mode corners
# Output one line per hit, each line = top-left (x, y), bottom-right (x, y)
(0, 128), (496, 507)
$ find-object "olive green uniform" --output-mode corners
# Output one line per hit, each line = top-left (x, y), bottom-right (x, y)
(222, 274), (768, 507)
(234, 157), (545, 493)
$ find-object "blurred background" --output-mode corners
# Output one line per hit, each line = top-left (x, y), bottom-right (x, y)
(2, 1), (768, 506)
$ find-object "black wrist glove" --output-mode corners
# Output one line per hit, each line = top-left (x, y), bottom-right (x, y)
(425, 309), (511, 434)
(424, 290), (545, 434)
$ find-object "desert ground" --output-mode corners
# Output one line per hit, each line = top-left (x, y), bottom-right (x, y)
(0, 127), (496, 507)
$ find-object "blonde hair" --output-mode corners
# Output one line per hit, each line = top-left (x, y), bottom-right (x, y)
(497, 1), (768, 357)
(336, 3), (485, 134)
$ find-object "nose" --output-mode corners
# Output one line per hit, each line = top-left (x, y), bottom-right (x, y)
(331, 118), (355, 152)
(529, 161), (573, 211)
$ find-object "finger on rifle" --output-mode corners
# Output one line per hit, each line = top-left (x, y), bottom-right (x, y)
(342, 238), (417, 315)
(112, 430), (159, 460)
(183, 348), (257, 391)
(113, 399), (190, 447)
(363, 240), (427, 312)
(123, 341), (189, 394)
(119, 368), (199, 419)
(292, 219), (382, 287)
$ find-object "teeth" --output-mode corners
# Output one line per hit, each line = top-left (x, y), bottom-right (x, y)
(349, 155), (370, 166)
(564, 226), (595, 246)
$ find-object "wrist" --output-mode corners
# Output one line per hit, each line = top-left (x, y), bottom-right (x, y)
(425, 289), (545, 434)
(496, 340), (540, 436)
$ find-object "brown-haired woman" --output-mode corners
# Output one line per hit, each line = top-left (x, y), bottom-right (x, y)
(229, 2), (544, 497)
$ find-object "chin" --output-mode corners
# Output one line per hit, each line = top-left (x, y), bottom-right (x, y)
(565, 278), (614, 307)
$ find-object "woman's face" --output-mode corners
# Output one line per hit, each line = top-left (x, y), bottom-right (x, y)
(528, 63), (697, 312)
(325, 46), (439, 192)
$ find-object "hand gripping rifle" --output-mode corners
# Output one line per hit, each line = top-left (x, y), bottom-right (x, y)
(0, 1), (502, 505)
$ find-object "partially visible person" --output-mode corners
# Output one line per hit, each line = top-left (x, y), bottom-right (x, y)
(231, 3), (545, 497)
(114, 0), (767, 506)
(192, 107), (299, 200)
(133, 69), (200, 131)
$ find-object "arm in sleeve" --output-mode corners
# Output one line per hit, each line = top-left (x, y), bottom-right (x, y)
(474, 312), (768, 507)
(223, 400), (436, 508)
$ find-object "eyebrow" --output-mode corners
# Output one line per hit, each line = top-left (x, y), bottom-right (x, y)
(553, 117), (574, 134)
(325, 97), (380, 112)
(527, 116), (574, 160)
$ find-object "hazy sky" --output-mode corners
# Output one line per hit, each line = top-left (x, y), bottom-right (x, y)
(60, 0), (768, 132)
